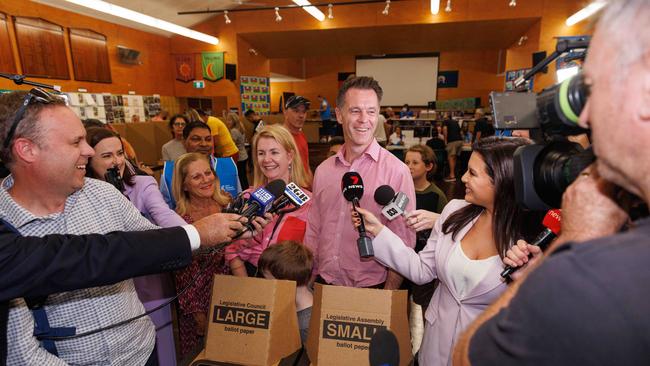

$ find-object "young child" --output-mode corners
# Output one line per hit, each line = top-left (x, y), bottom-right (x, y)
(258, 241), (314, 344)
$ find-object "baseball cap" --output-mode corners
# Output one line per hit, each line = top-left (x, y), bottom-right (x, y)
(285, 95), (310, 110)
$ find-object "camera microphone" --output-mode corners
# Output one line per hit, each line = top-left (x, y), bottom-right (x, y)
(374, 185), (410, 221)
(341, 172), (374, 258)
(501, 209), (562, 279)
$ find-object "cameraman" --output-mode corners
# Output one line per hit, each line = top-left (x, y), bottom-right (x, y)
(453, 1), (650, 364)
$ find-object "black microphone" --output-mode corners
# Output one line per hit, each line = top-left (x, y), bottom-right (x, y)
(269, 182), (311, 214)
(501, 209), (562, 279)
(369, 329), (400, 366)
(223, 190), (250, 214)
(239, 179), (286, 219)
(374, 185), (410, 221)
(104, 166), (125, 193)
(341, 172), (374, 258)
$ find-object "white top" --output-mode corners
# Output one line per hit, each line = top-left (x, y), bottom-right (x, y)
(447, 243), (501, 298)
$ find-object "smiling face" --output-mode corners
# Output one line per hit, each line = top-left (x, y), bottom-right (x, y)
(461, 152), (495, 210)
(335, 88), (379, 151)
(30, 106), (95, 196)
(184, 127), (213, 156)
(183, 158), (217, 200)
(256, 136), (293, 184)
(89, 136), (126, 180)
(283, 105), (307, 133)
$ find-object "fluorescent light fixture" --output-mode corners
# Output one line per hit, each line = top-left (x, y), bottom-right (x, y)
(557, 65), (580, 83)
(431, 0), (440, 14)
(64, 0), (219, 45)
(566, 1), (606, 26)
(292, 0), (326, 21)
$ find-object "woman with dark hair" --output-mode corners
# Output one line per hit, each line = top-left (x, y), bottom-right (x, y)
(85, 127), (184, 366)
(353, 136), (542, 366)
(161, 114), (189, 161)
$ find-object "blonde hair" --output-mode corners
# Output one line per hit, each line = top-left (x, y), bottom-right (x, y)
(226, 113), (246, 133)
(172, 152), (231, 216)
(251, 125), (312, 188)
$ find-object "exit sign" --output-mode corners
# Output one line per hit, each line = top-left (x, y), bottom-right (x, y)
(193, 80), (205, 89)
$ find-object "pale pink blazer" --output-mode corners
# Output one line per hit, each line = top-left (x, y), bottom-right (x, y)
(373, 199), (508, 366)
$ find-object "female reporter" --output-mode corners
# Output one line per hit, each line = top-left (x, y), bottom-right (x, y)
(353, 136), (542, 366)
(171, 152), (232, 357)
(226, 125), (313, 277)
(86, 127), (185, 366)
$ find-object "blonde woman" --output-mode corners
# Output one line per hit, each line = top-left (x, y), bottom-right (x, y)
(171, 152), (231, 357)
(226, 125), (313, 277)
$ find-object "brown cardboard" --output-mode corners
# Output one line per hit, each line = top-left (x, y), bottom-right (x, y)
(306, 284), (411, 366)
(202, 275), (302, 365)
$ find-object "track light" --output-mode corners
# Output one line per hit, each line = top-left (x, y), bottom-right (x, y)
(517, 35), (528, 46)
(382, 0), (390, 15)
(445, 0), (452, 12)
(430, 0), (440, 14)
(328, 3), (334, 19)
(224, 10), (231, 24)
(275, 7), (283, 22)
(509, 0), (517, 7)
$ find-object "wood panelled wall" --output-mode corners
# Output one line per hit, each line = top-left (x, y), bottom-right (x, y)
(0, 12), (16, 74)
(69, 28), (111, 83)
(0, 2), (173, 95)
(13, 16), (69, 80)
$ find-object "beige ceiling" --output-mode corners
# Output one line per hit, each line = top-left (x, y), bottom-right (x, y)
(239, 17), (539, 58)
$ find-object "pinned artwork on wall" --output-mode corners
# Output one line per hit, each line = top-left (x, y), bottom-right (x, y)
(437, 70), (459, 88)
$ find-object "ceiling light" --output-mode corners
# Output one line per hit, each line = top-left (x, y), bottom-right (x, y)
(430, 0), (440, 14)
(64, 0), (218, 45)
(328, 4), (334, 19)
(566, 1), (606, 26)
(382, 0), (391, 15)
(224, 10), (231, 24)
(517, 35), (528, 46)
(445, 0), (452, 12)
(275, 7), (283, 22)
(509, 0), (517, 7)
(292, 0), (325, 21)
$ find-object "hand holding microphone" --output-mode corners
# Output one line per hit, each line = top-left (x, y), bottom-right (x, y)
(502, 239), (543, 281)
(351, 207), (384, 237)
(342, 172), (374, 258)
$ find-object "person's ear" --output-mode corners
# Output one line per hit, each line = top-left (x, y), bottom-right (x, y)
(12, 137), (39, 164)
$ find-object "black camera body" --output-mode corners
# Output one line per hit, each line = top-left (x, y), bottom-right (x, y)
(491, 72), (593, 210)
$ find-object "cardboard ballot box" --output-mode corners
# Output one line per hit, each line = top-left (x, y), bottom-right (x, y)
(200, 275), (302, 366)
(306, 284), (411, 366)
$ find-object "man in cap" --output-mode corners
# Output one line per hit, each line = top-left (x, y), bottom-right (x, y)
(283, 95), (311, 174)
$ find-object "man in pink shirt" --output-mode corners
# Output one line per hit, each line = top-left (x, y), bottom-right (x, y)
(304, 76), (416, 289)
(283, 95), (311, 174)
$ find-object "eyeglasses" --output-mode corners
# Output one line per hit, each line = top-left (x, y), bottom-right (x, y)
(173, 122), (186, 127)
(4, 88), (60, 149)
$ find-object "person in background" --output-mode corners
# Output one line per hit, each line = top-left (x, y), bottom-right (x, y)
(402, 144), (448, 356)
(400, 104), (414, 118)
(85, 127), (186, 366)
(283, 96), (312, 174)
(171, 152), (233, 358)
(388, 126), (404, 146)
(305, 76), (416, 289)
(352, 136), (543, 366)
(258, 240), (314, 344)
(227, 125), (312, 277)
(375, 111), (388, 146)
(327, 136), (345, 158)
(462, 122), (473, 144)
(161, 113), (188, 162)
(225, 113), (250, 189)
(473, 108), (494, 142)
(151, 110), (169, 122)
(131, 114), (141, 123)
(82, 118), (150, 174)
(196, 109), (239, 160)
(317, 95), (331, 122)
(245, 109), (264, 133)
(443, 112), (463, 182)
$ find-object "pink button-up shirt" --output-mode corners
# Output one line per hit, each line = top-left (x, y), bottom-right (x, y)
(304, 140), (416, 287)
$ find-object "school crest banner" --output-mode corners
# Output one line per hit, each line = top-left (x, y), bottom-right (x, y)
(201, 52), (224, 81)
(174, 54), (195, 83)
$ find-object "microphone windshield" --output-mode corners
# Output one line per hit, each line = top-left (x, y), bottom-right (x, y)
(265, 179), (287, 199)
(542, 209), (562, 235)
(374, 185), (395, 206)
(341, 172), (364, 202)
(369, 329), (399, 366)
